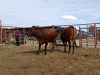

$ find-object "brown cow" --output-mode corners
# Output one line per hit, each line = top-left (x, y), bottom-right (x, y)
(60, 26), (77, 54)
(28, 26), (57, 55)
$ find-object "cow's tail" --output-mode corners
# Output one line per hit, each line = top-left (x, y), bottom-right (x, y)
(70, 26), (75, 39)
(71, 26), (78, 48)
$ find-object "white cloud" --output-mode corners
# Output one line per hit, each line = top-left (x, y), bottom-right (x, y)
(61, 15), (77, 20)
(0, 0), (100, 27)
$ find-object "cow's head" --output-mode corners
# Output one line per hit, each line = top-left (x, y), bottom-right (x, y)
(60, 28), (65, 32)
(28, 25), (39, 37)
(60, 28), (65, 33)
(59, 28), (66, 38)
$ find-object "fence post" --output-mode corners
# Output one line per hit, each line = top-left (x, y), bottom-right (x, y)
(0, 20), (2, 45)
(23, 28), (25, 45)
(79, 25), (82, 47)
(94, 23), (97, 48)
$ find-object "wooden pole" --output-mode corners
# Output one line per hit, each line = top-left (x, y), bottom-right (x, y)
(79, 26), (82, 47)
(94, 23), (97, 48)
(23, 28), (24, 45)
(0, 20), (2, 45)
(8, 29), (11, 44)
(86, 25), (88, 47)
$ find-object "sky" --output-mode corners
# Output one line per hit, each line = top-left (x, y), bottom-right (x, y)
(0, 0), (100, 27)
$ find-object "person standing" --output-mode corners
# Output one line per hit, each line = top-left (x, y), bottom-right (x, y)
(15, 28), (20, 46)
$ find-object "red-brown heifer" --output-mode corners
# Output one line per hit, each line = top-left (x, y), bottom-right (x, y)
(28, 26), (57, 55)
(60, 26), (77, 54)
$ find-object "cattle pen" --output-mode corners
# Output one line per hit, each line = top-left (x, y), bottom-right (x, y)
(53, 23), (100, 48)
(0, 20), (35, 46)
(0, 20), (100, 48)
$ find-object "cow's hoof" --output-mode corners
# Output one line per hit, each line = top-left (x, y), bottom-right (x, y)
(68, 51), (70, 53)
(44, 54), (46, 55)
(64, 51), (66, 53)
(37, 53), (39, 55)
(37, 52), (39, 55)
(50, 50), (52, 53)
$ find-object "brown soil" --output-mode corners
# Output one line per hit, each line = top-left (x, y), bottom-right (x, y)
(0, 44), (100, 75)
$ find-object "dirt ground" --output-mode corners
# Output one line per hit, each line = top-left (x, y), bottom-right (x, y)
(0, 44), (100, 75)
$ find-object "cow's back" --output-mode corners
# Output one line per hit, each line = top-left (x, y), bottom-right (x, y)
(36, 28), (57, 42)
(60, 26), (77, 41)
(43, 28), (57, 42)
(67, 26), (77, 39)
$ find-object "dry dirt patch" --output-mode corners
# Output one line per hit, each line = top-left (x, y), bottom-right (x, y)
(0, 45), (100, 75)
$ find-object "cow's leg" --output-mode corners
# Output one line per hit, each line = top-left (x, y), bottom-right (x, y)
(52, 40), (56, 52)
(72, 40), (75, 54)
(37, 43), (41, 55)
(70, 40), (73, 47)
(68, 40), (71, 53)
(63, 42), (67, 53)
(44, 43), (48, 55)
